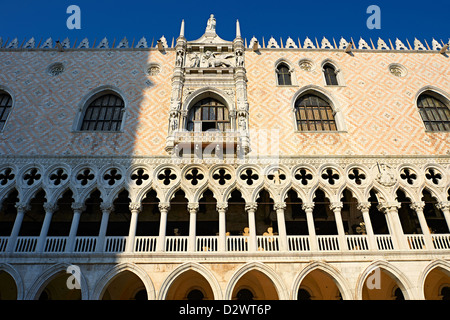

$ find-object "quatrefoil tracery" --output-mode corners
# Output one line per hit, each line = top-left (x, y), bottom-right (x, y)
(23, 168), (41, 186)
(348, 168), (366, 185)
(321, 168), (340, 185)
(77, 169), (95, 186)
(400, 168), (417, 185)
(212, 168), (232, 186)
(103, 169), (122, 186)
(50, 169), (68, 186)
(158, 168), (177, 186)
(425, 168), (442, 185)
(185, 168), (204, 186)
(0, 168), (15, 186)
(294, 168), (313, 186)
(240, 169), (259, 186)
(131, 168), (149, 186)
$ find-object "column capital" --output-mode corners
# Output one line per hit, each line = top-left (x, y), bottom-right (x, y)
(100, 203), (114, 213)
(15, 203), (30, 212)
(216, 202), (228, 212)
(377, 202), (401, 213)
(329, 202), (343, 211)
(274, 202), (286, 211)
(245, 202), (258, 212)
(302, 202), (315, 211)
(188, 202), (199, 214)
(357, 202), (371, 211)
(410, 201), (425, 211)
(436, 201), (450, 211)
(43, 203), (58, 213)
(71, 202), (86, 212)
(129, 202), (142, 213)
(158, 202), (171, 212)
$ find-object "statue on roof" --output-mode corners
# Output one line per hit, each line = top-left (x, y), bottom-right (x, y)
(205, 14), (216, 33)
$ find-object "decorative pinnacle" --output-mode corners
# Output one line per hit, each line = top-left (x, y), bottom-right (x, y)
(179, 19), (185, 38)
(236, 19), (241, 38)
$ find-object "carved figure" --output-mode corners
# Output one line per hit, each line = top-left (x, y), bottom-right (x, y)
(189, 53), (200, 67)
(175, 51), (184, 67)
(169, 114), (178, 131)
(376, 163), (396, 187)
(206, 14), (216, 32)
(203, 51), (234, 68)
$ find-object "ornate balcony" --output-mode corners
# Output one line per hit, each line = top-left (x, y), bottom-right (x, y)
(1, 233), (449, 254)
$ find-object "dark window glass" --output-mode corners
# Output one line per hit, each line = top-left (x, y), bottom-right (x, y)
(0, 91), (13, 131)
(417, 94), (450, 132)
(81, 93), (124, 131)
(295, 94), (337, 132)
(187, 98), (230, 132)
(277, 63), (292, 86)
(323, 63), (339, 86)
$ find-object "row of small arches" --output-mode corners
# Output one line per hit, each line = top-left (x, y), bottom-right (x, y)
(1, 260), (449, 300)
(0, 163), (448, 203)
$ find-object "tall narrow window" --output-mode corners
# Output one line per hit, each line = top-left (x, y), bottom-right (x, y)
(276, 63), (292, 86)
(417, 93), (450, 132)
(0, 91), (13, 131)
(80, 93), (125, 131)
(323, 63), (339, 86)
(295, 94), (337, 132)
(187, 98), (230, 132)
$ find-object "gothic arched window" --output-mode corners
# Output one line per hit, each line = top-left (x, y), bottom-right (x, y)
(0, 91), (13, 131)
(323, 63), (339, 86)
(80, 93), (125, 131)
(417, 93), (450, 132)
(295, 94), (337, 131)
(187, 98), (230, 132)
(276, 63), (292, 86)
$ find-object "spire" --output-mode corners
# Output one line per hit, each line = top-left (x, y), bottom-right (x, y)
(179, 19), (185, 38)
(236, 19), (241, 38)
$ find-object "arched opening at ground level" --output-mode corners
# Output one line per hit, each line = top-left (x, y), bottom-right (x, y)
(361, 268), (407, 300)
(297, 269), (342, 300)
(0, 270), (17, 300)
(101, 270), (147, 300)
(231, 269), (279, 300)
(165, 270), (215, 300)
(423, 267), (450, 300)
(38, 271), (81, 300)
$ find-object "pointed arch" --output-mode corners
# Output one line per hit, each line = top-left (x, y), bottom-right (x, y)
(419, 259), (450, 300)
(291, 261), (352, 300)
(158, 262), (222, 300)
(291, 85), (347, 132)
(26, 263), (89, 300)
(93, 262), (155, 300)
(181, 87), (235, 131)
(73, 85), (128, 132)
(274, 58), (296, 86)
(321, 59), (345, 86)
(225, 262), (288, 300)
(0, 85), (15, 131)
(0, 263), (24, 300)
(356, 260), (416, 300)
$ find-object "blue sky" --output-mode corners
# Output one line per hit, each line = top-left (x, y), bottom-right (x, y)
(0, 0), (448, 46)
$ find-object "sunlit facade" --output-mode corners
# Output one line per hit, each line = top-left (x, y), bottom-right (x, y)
(0, 16), (449, 300)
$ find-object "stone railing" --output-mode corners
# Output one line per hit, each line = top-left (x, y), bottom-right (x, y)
(1, 234), (449, 254)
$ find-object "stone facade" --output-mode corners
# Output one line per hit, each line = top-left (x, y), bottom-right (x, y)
(0, 16), (449, 300)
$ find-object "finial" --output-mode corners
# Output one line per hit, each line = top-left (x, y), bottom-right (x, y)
(179, 19), (185, 38)
(236, 19), (241, 38)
